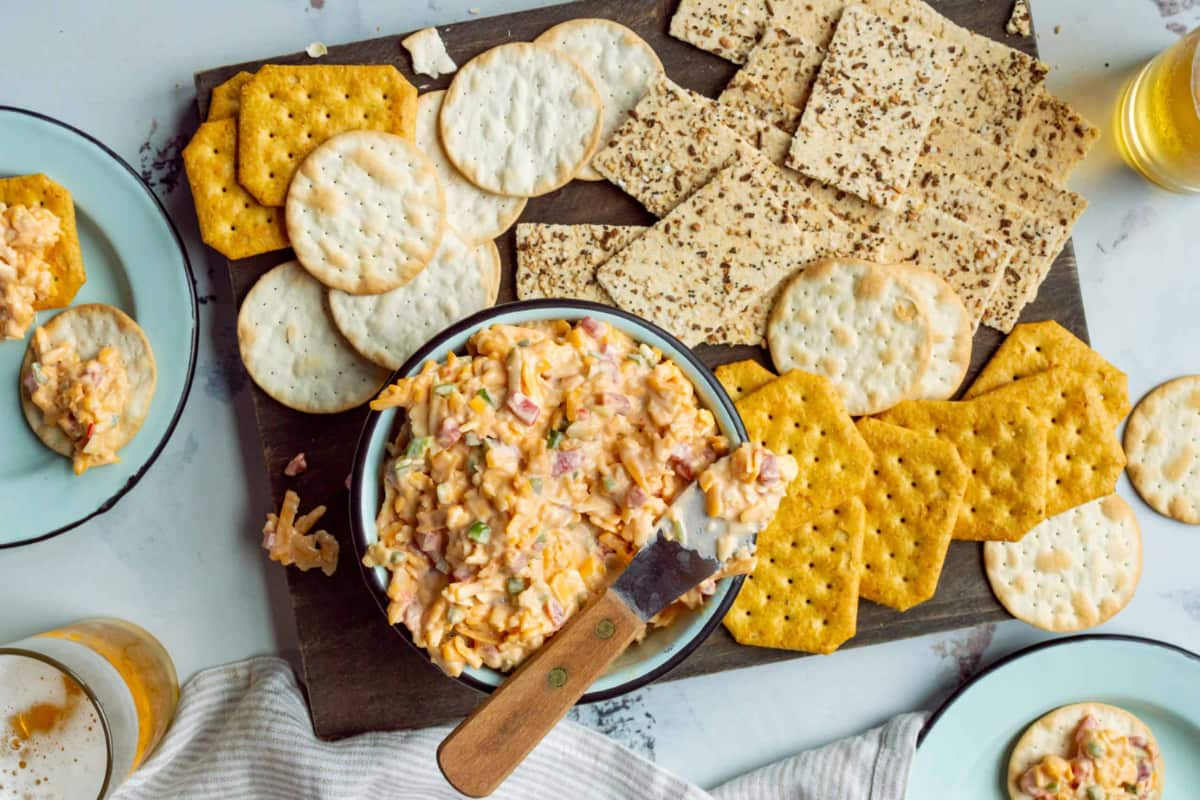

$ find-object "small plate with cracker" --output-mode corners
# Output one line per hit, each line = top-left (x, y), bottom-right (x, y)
(0, 107), (197, 547)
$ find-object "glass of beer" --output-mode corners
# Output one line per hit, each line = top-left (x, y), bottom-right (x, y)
(0, 618), (178, 799)
(1115, 26), (1200, 192)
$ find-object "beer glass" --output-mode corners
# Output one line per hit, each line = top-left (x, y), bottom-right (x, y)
(1115, 26), (1200, 192)
(0, 618), (178, 799)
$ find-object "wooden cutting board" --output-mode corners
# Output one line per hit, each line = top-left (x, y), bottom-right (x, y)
(194, 0), (1086, 738)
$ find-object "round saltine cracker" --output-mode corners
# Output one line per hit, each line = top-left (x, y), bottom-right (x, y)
(238, 261), (388, 413)
(1007, 702), (1163, 800)
(329, 227), (499, 371)
(415, 91), (526, 245)
(20, 304), (157, 463)
(480, 238), (501, 305)
(533, 19), (664, 181)
(286, 130), (446, 295)
(897, 266), (971, 401)
(985, 495), (1142, 633)
(439, 42), (603, 197)
(767, 258), (932, 416)
(1124, 375), (1200, 524)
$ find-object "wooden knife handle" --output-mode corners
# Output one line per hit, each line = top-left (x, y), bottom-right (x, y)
(437, 589), (645, 797)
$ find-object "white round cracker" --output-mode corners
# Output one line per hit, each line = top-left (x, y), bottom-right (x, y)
(1124, 375), (1200, 524)
(415, 92), (526, 245)
(985, 495), (1142, 633)
(439, 42), (603, 197)
(20, 304), (157, 462)
(329, 227), (498, 371)
(897, 266), (971, 400)
(286, 130), (446, 295)
(480, 238), (501, 305)
(534, 19), (664, 181)
(1007, 702), (1163, 800)
(238, 261), (388, 413)
(767, 258), (932, 416)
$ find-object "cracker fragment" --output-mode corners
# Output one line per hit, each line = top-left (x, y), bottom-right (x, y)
(724, 497), (865, 654)
(964, 320), (1130, 424)
(878, 395), (1049, 542)
(718, 26), (825, 134)
(0, 173), (85, 310)
(1123, 375), (1200, 524)
(1011, 88), (1100, 186)
(514, 223), (643, 305)
(401, 27), (457, 79)
(714, 359), (776, 403)
(238, 64), (418, 206)
(985, 495), (1141, 631)
(856, 418), (969, 611)
(183, 119), (290, 261)
(1006, 0), (1032, 36)
(207, 70), (255, 121)
(897, 266), (972, 401)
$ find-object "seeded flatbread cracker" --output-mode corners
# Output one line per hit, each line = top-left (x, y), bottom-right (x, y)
(724, 497), (866, 654)
(329, 227), (496, 371)
(667, 0), (772, 64)
(238, 64), (418, 206)
(986, 496), (1142, 635)
(238, 261), (387, 413)
(534, 19), (664, 182)
(879, 396), (1049, 541)
(896, 267), (972, 401)
(718, 26), (825, 134)
(965, 320), (1130, 424)
(207, 70), (254, 121)
(0, 173), (85, 310)
(20, 304), (157, 465)
(514, 223), (644, 304)
(856, 418), (969, 611)
(767, 258), (932, 416)
(286, 130), (445, 295)
(439, 42), (603, 198)
(714, 360), (776, 403)
(414, 92), (525, 246)
(1124, 376), (1200, 524)
(1012, 88), (1100, 186)
(786, 6), (958, 209)
(183, 119), (290, 261)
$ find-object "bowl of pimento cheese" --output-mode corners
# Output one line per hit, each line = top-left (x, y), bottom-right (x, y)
(350, 300), (751, 701)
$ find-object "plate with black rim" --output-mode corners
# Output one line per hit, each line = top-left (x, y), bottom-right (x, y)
(908, 634), (1200, 798)
(0, 107), (196, 548)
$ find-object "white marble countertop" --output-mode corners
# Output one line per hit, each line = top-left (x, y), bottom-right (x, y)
(2, 0), (1199, 790)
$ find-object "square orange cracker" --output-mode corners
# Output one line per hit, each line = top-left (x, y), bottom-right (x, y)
(0, 173), (85, 309)
(964, 320), (1131, 424)
(207, 70), (255, 121)
(878, 395), (1049, 542)
(183, 118), (290, 260)
(238, 64), (419, 206)
(715, 360), (776, 403)
(968, 367), (1126, 517)
(855, 418), (969, 611)
(736, 370), (874, 521)
(724, 497), (865, 654)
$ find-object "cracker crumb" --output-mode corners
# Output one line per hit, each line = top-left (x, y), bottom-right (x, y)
(284, 452), (308, 477)
(306, 41), (328, 58)
(1006, 0), (1032, 36)
(1054, 24), (1062, 35)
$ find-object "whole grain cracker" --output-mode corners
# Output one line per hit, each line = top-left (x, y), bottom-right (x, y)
(718, 25), (826, 134)
(1124, 375), (1200, 524)
(736, 369), (875, 521)
(207, 70), (255, 121)
(785, 6), (958, 209)
(715, 359), (776, 403)
(856, 418), (969, 611)
(985, 495), (1142, 632)
(878, 395), (1049, 541)
(286, 130), (445, 295)
(183, 119), (290, 261)
(1011, 88), (1100, 186)
(667, 0), (773, 64)
(514, 223), (644, 304)
(238, 64), (419, 207)
(0, 173), (85, 310)
(896, 266), (972, 401)
(767, 258), (933, 416)
(237, 261), (388, 413)
(414, 91), (525, 246)
(439, 42), (603, 197)
(964, 320), (1130, 424)
(534, 19), (664, 181)
(724, 497), (866, 654)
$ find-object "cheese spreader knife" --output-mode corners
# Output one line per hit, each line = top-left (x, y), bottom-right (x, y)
(437, 482), (762, 797)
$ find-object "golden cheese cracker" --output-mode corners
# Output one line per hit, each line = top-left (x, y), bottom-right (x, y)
(856, 418), (969, 611)
(878, 396), (1049, 542)
(715, 360), (776, 403)
(207, 70), (255, 121)
(238, 64), (418, 206)
(725, 497), (866, 654)
(0, 173), (85, 310)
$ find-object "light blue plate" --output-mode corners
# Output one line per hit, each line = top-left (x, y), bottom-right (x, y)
(909, 635), (1200, 798)
(0, 107), (196, 548)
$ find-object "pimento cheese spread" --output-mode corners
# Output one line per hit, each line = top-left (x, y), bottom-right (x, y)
(0, 204), (61, 340)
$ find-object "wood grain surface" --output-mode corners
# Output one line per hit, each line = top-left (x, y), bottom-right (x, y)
(194, 0), (1087, 738)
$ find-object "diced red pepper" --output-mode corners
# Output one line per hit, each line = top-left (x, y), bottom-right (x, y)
(437, 416), (462, 447)
(602, 393), (631, 414)
(506, 392), (540, 425)
(759, 453), (780, 484)
(627, 485), (648, 508)
(578, 316), (606, 338)
(552, 449), (584, 477)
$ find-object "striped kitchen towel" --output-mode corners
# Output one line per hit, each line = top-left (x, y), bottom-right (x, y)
(113, 657), (925, 799)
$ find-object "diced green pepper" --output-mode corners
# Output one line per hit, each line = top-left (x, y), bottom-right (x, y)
(405, 436), (432, 458)
(436, 483), (454, 504)
(434, 383), (456, 396)
(602, 476), (616, 492)
(546, 429), (563, 449)
(530, 477), (543, 494)
(517, 338), (531, 347)
(625, 353), (643, 366)
(1086, 787), (1105, 800)
(476, 388), (494, 407)
(507, 577), (525, 595)
(447, 606), (465, 624)
(466, 521), (491, 543)
(389, 551), (406, 565)
(672, 518), (686, 543)
(1088, 741), (1105, 758)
